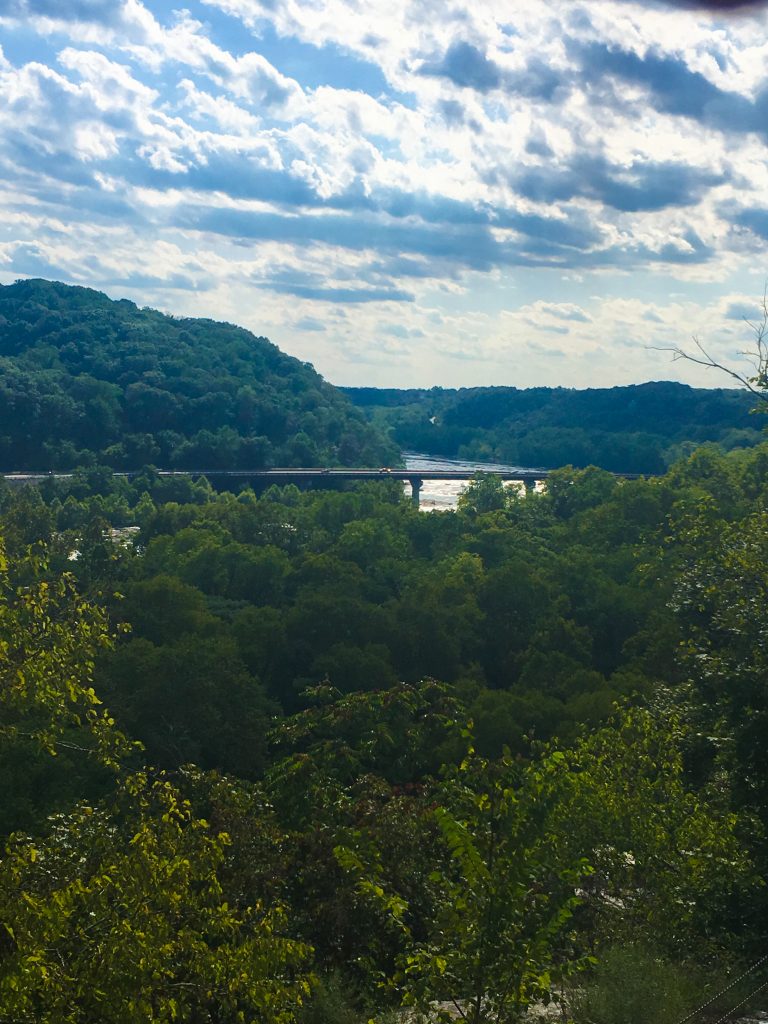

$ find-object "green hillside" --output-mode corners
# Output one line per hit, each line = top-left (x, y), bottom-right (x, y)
(0, 279), (397, 470)
(343, 382), (762, 472)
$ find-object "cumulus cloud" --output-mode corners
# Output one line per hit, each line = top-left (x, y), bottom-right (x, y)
(420, 41), (502, 92)
(724, 298), (762, 318)
(2, 0), (768, 386)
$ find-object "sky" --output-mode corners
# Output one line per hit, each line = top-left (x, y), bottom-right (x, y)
(2, 0), (768, 389)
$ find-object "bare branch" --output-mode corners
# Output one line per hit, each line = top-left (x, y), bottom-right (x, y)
(649, 339), (767, 399)
(649, 285), (768, 405)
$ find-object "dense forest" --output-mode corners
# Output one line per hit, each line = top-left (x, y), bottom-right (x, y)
(2, 440), (768, 1022)
(1, 278), (768, 1022)
(343, 383), (761, 473)
(0, 279), (397, 470)
(0, 278), (761, 479)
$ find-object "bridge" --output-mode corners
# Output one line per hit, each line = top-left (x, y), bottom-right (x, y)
(2, 467), (648, 507)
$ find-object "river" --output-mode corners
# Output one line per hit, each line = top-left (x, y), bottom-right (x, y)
(403, 452), (545, 510)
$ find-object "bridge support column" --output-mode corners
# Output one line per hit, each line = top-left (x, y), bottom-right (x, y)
(523, 477), (536, 495)
(409, 477), (423, 508)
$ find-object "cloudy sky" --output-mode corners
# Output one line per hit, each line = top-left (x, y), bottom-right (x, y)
(2, 0), (768, 388)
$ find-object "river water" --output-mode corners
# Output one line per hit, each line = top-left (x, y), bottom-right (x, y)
(403, 453), (545, 510)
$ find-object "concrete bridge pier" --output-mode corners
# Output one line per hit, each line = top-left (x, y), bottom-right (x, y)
(523, 477), (536, 494)
(409, 477), (424, 507)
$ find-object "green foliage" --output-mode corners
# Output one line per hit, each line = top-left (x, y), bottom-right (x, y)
(569, 945), (703, 1024)
(263, 684), (461, 997)
(544, 466), (617, 520)
(0, 536), (313, 1022)
(667, 498), (768, 845)
(0, 279), (397, 470)
(0, 542), (129, 766)
(553, 708), (759, 957)
(297, 973), (362, 1024)
(100, 634), (275, 778)
(396, 750), (593, 1024)
(17, 435), (768, 768)
(344, 382), (760, 473)
(457, 474), (509, 514)
(268, 682), (467, 795)
(0, 774), (312, 1024)
(3, 436), (768, 1020)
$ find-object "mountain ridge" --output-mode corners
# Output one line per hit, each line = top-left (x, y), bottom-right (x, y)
(0, 278), (397, 471)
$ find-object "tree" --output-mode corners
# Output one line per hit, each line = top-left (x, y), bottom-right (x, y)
(670, 504), (768, 827)
(552, 708), (758, 958)
(544, 466), (617, 520)
(0, 540), (313, 1022)
(328, 699), (757, 1023)
(0, 541), (125, 765)
(99, 635), (275, 778)
(394, 748), (592, 1024)
(265, 683), (467, 998)
(0, 774), (311, 1024)
(457, 474), (508, 515)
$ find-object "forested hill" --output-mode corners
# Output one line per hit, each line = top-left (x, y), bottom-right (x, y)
(343, 382), (761, 473)
(0, 279), (397, 470)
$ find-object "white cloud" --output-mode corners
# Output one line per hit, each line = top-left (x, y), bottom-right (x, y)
(58, 46), (158, 104)
(3, 0), (768, 386)
(73, 121), (119, 160)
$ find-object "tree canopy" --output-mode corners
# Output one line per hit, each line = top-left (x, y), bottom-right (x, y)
(344, 382), (760, 473)
(0, 279), (397, 471)
(2, 392), (768, 1020)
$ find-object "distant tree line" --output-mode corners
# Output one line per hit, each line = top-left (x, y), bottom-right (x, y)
(343, 382), (762, 472)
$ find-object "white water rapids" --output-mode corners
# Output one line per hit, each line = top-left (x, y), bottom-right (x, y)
(403, 452), (546, 510)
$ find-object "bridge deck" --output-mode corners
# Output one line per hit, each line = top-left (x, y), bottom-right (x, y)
(1, 467), (650, 507)
(160, 468), (549, 481)
(2, 468), (648, 482)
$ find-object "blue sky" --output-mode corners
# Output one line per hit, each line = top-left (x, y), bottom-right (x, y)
(2, 0), (768, 388)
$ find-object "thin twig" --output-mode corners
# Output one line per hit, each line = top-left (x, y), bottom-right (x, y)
(650, 284), (768, 403)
